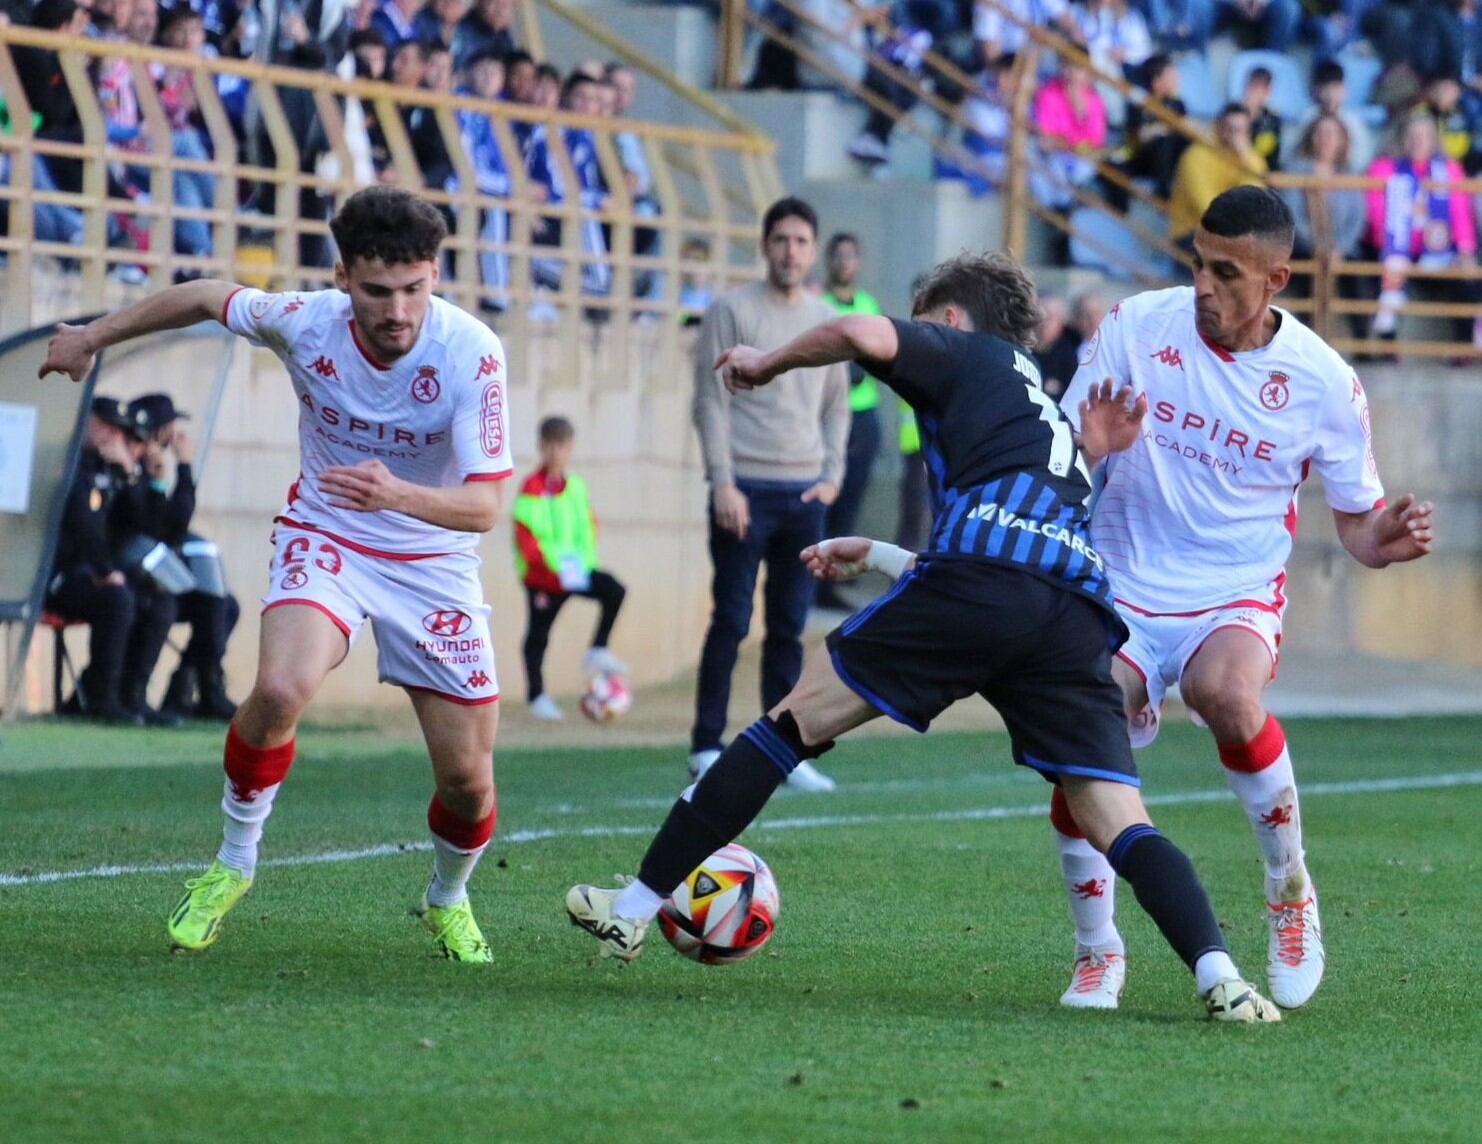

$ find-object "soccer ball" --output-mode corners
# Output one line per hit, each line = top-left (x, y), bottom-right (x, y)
(579, 670), (632, 723)
(657, 843), (780, 965)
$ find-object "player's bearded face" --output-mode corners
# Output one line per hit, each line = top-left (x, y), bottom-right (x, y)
(338, 257), (439, 363)
(1190, 230), (1289, 343)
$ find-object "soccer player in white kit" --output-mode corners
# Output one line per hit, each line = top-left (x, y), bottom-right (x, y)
(1055, 187), (1435, 1010)
(39, 187), (514, 963)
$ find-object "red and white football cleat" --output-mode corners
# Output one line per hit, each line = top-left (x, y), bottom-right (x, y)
(1059, 946), (1126, 1010)
(1267, 894), (1325, 1009)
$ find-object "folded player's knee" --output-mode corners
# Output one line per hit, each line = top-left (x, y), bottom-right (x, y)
(1186, 686), (1265, 742)
(248, 671), (317, 726)
(436, 771), (495, 819)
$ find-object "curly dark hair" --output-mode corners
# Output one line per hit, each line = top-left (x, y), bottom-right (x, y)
(910, 251), (1042, 349)
(329, 186), (448, 269)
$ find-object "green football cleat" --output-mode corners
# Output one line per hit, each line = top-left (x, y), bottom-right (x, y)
(417, 895), (493, 964)
(168, 860), (253, 952)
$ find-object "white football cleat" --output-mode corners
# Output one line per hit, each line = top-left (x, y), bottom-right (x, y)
(1205, 978), (1282, 1023)
(583, 647), (630, 677)
(688, 748), (721, 779)
(565, 884), (649, 962)
(1267, 894), (1325, 1009)
(529, 694), (564, 721)
(785, 760), (837, 793)
(1059, 946), (1126, 1009)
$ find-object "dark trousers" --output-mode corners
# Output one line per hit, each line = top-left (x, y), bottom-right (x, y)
(896, 452), (932, 552)
(177, 591), (240, 673)
(120, 584), (179, 708)
(45, 570), (136, 709)
(691, 480), (826, 753)
(826, 405), (882, 540)
(522, 570), (627, 700)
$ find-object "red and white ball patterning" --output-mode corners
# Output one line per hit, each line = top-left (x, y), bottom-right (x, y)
(579, 670), (633, 723)
(657, 844), (780, 965)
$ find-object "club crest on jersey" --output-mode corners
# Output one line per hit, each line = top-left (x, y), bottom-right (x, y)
(249, 294), (276, 320)
(1150, 345), (1184, 370)
(411, 365), (441, 404)
(280, 568), (308, 591)
(309, 356), (340, 381)
(1260, 371), (1290, 411)
(1079, 327), (1101, 366)
(422, 610), (472, 637)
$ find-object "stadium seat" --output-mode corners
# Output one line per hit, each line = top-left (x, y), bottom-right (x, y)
(1227, 51), (1308, 122)
(1069, 208), (1153, 280)
(1176, 53), (1222, 122)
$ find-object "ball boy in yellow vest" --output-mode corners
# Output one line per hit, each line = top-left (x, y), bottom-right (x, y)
(513, 417), (628, 720)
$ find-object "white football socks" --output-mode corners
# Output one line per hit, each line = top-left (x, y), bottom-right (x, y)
(217, 778), (281, 877)
(425, 836), (489, 908)
(1055, 830), (1124, 952)
(1193, 950), (1241, 995)
(614, 879), (664, 921)
(1219, 719), (1310, 903)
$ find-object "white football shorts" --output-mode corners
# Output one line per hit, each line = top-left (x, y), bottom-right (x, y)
(260, 524), (498, 705)
(1114, 602), (1282, 748)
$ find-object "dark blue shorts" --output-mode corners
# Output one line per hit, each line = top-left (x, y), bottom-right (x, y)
(825, 559), (1138, 786)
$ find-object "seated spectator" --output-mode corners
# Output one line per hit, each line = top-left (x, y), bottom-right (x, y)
(974, 0), (1082, 68)
(1419, 73), (1482, 174)
(425, 40), (455, 94)
(1242, 65), (1283, 171)
(1068, 290), (1106, 357)
(504, 48), (539, 108)
(46, 397), (150, 724)
(952, 55), (1014, 194)
(1032, 295), (1079, 398)
(455, 48), (513, 311)
(349, 27), (389, 79)
(514, 416), (628, 721)
(1286, 59), (1375, 173)
(1216, 0), (1301, 53)
(795, 0), (875, 91)
(1145, 0), (1215, 52)
(371, 0), (425, 51)
(1077, 0), (1152, 84)
(1168, 103), (1266, 243)
(95, 0), (154, 265)
(1365, 112), (1482, 347)
(156, 7), (217, 261)
(1120, 52), (1190, 200)
(12, 0), (89, 247)
(526, 72), (611, 297)
(844, 11), (935, 167)
(607, 63), (663, 304)
(458, 0), (516, 71)
(1030, 59), (1107, 212)
(678, 235), (715, 325)
(534, 61), (561, 109)
(413, 0), (470, 55)
(1283, 112), (1367, 258)
(1410, 0), (1472, 91)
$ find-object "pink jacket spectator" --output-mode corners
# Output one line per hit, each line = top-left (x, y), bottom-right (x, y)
(1032, 76), (1107, 151)
(1365, 155), (1476, 260)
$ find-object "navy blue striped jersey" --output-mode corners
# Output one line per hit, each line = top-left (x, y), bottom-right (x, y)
(867, 318), (1117, 616)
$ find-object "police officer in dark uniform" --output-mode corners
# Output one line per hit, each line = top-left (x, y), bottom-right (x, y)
(46, 397), (149, 723)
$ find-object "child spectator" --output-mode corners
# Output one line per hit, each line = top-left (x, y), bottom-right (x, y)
(1242, 66), (1283, 172)
(156, 7), (216, 261)
(526, 72), (611, 296)
(1120, 52), (1190, 200)
(514, 417), (629, 721)
(678, 235), (715, 325)
(455, 48), (512, 311)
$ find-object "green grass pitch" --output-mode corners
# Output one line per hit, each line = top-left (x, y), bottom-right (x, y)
(2, 716), (1480, 1144)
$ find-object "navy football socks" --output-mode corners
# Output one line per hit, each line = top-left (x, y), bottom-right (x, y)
(1107, 824), (1229, 970)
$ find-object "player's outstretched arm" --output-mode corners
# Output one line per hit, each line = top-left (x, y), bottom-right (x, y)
(800, 536), (916, 583)
(318, 461), (506, 533)
(716, 315), (898, 393)
(1333, 494), (1435, 569)
(37, 280), (242, 382)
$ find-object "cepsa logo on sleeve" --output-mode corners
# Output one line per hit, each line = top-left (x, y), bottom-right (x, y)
(480, 382), (505, 457)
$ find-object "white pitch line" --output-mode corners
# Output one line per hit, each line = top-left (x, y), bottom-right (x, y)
(4, 770), (1481, 889)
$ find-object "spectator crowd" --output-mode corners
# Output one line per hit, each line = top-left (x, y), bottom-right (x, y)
(0, 0), (667, 311)
(751, 0), (1482, 347)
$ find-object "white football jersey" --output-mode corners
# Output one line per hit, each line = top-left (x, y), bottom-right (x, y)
(1063, 287), (1384, 615)
(223, 287), (513, 557)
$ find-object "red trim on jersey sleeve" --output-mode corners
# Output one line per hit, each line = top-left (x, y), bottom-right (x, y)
(405, 685), (500, 707)
(1199, 333), (1237, 363)
(464, 470), (513, 483)
(515, 520), (562, 592)
(272, 516), (450, 561)
(347, 320), (392, 371)
(263, 598), (352, 638)
(220, 286), (245, 329)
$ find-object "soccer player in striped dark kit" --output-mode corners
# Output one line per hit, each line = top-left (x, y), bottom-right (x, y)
(565, 252), (1281, 1023)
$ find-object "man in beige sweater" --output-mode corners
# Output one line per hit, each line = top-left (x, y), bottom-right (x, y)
(690, 197), (851, 792)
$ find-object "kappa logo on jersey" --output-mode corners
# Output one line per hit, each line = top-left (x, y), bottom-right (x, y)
(475, 354), (500, 379)
(411, 365), (441, 404)
(1260, 371), (1290, 411)
(282, 298), (304, 316)
(1108, 302), (1122, 320)
(480, 382), (505, 458)
(422, 609), (472, 637)
(1072, 878), (1106, 900)
(309, 356), (340, 381)
(465, 669), (492, 689)
(1260, 804), (1294, 829)
(1150, 345), (1185, 370)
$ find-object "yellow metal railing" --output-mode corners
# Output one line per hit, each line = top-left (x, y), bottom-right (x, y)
(0, 25), (780, 383)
